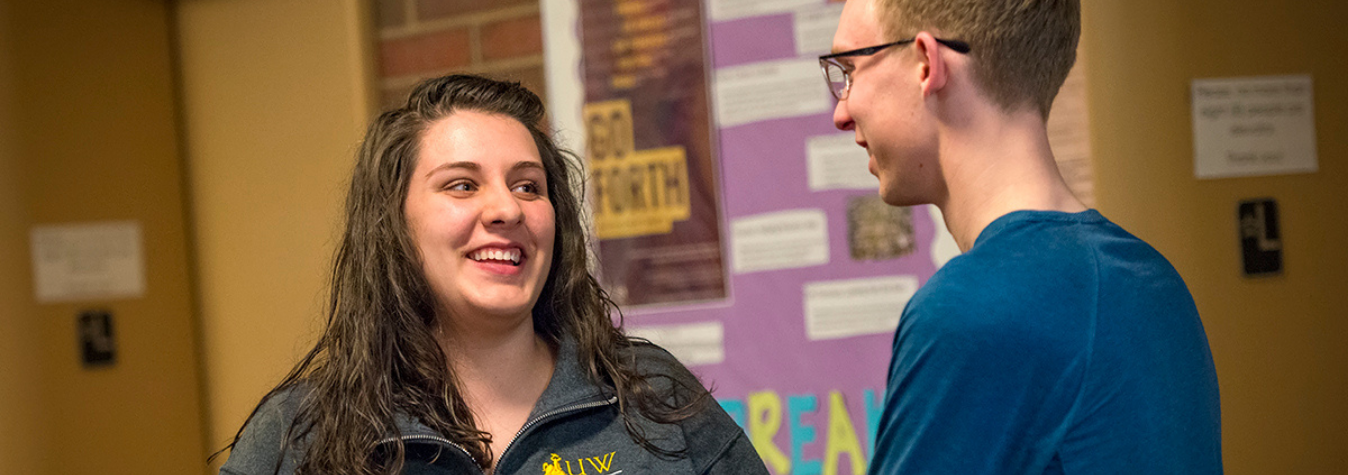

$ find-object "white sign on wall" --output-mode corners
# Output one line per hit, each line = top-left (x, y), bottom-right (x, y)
(30, 221), (145, 303)
(730, 209), (829, 274)
(803, 275), (919, 341)
(806, 132), (876, 191)
(1191, 75), (1318, 179)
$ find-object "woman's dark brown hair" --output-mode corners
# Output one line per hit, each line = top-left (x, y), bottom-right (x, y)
(220, 75), (705, 474)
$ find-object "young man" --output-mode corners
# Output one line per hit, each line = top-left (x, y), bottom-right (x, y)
(821, 0), (1222, 473)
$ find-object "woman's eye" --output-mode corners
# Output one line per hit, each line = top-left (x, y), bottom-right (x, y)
(512, 182), (542, 195)
(445, 180), (475, 192)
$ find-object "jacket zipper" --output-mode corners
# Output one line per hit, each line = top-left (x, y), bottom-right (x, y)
(381, 433), (486, 475)
(495, 395), (619, 470)
(385, 395), (619, 473)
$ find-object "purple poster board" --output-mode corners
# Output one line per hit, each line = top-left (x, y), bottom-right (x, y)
(549, 1), (953, 473)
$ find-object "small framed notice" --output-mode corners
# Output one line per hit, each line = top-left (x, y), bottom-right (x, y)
(1191, 75), (1318, 179)
(30, 221), (145, 303)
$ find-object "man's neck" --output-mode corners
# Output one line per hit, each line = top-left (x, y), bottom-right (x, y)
(934, 106), (1086, 252)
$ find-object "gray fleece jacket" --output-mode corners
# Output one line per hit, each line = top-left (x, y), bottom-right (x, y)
(219, 336), (768, 475)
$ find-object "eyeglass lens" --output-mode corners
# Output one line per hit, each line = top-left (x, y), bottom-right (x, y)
(823, 61), (848, 99)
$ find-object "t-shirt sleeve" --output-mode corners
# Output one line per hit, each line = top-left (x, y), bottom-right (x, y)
(868, 289), (1090, 475)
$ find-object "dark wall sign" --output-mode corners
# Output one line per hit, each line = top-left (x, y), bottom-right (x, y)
(1238, 198), (1282, 276)
(79, 309), (116, 367)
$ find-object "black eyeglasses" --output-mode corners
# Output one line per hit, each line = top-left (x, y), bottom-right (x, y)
(819, 37), (971, 100)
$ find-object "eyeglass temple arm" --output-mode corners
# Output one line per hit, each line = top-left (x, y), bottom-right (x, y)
(935, 38), (971, 53)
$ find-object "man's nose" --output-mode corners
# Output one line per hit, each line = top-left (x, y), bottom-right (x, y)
(832, 99), (854, 131)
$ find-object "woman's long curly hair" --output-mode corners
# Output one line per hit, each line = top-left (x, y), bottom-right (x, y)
(222, 75), (706, 474)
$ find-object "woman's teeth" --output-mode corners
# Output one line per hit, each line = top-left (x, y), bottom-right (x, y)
(470, 249), (521, 265)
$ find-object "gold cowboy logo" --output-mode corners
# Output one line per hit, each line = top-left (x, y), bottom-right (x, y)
(542, 451), (620, 475)
(542, 454), (566, 475)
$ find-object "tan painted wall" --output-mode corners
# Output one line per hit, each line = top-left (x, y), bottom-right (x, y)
(1083, 1), (1347, 473)
(0, 0), (205, 473)
(173, 0), (376, 462)
(0, 1), (47, 471)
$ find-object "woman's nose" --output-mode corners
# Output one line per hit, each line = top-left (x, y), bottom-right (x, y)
(481, 185), (524, 226)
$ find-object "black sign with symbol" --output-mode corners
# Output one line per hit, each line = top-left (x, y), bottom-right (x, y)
(79, 310), (116, 367)
(1238, 198), (1282, 276)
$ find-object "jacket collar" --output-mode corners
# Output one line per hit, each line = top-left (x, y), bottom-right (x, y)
(391, 333), (612, 440)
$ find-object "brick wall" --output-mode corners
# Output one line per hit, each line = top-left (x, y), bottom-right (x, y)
(375, 0), (546, 111)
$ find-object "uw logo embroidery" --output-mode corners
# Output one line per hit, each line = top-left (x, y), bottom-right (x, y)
(541, 451), (620, 475)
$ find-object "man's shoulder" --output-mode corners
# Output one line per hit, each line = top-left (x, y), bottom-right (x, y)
(917, 235), (1098, 315)
(903, 282), (1092, 360)
(902, 233), (1102, 354)
(927, 211), (1164, 301)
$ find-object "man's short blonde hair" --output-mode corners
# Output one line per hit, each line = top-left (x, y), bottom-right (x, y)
(876, 0), (1080, 118)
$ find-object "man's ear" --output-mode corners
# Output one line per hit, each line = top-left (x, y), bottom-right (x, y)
(914, 31), (948, 97)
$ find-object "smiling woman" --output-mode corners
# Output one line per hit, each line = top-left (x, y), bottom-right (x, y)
(214, 75), (767, 475)
(405, 111), (557, 337)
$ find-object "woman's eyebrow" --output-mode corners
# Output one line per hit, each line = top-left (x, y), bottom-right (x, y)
(512, 161), (545, 173)
(424, 161), (479, 178)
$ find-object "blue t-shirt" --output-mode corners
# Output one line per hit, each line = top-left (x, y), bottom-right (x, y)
(869, 210), (1221, 475)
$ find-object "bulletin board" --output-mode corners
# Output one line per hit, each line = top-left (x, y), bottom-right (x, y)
(541, 1), (1091, 473)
